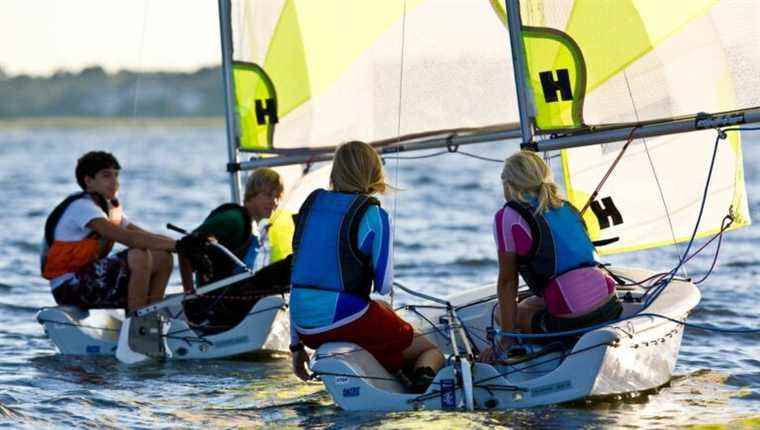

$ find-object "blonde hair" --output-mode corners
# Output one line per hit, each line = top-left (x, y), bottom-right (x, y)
(244, 168), (284, 202)
(501, 150), (563, 213)
(330, 141), (388, 195)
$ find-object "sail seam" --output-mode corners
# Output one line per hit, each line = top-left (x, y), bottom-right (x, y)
(390, 0), (408, 307)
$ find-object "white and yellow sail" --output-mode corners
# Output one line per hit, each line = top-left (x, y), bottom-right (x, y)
(513, 0), (756, 254)
(226, 0), (756, 256)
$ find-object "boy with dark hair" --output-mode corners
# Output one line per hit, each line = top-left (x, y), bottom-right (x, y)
(41, 151), (177, 314)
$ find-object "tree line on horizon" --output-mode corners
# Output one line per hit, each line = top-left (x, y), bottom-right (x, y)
(0, 66), (225, 118)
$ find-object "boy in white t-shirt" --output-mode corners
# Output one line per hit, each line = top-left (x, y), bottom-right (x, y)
(41, 151), (179, 314)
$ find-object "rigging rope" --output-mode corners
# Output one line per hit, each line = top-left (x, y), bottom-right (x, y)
(389, 0), (408, 309)
(579, 126), (638, 216)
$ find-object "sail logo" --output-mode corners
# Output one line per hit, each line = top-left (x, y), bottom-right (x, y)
(233, 62), (279, 151)
(255, 98), (278, 125)
(539, 69), (573, 103)
(590, 197), (623, 229)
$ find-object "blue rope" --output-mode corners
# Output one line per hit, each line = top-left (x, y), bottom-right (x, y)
(640, 128), (723, 307)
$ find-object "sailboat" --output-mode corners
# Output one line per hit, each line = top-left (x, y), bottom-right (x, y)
(218, 0), (759, 411)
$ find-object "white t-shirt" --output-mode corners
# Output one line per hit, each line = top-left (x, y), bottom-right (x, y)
(252, 219), (270, 272)
(49, 196), (129, 288)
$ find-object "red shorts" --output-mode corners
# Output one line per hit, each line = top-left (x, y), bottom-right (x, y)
(299, 300), (415, 373)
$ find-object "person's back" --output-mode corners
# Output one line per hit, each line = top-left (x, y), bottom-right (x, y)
(289, 189), (387, 331)
(481, 150), (622, 362)
(288, 141), (443, 393)
(495, 198), (618, 324)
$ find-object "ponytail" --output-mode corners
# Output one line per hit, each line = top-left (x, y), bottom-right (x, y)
(501, 150), (563, 213)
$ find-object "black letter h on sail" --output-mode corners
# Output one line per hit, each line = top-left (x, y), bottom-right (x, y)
(539, 69), (573, 103)
(255, 98), (278, 125)
(590, 197), (624, 230)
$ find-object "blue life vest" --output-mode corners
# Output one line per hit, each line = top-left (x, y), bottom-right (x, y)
(291, 189), (379, 298)
(505, 199), (597, 296)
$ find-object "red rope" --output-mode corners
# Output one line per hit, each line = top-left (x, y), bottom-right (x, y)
(579, 126), (639, 216)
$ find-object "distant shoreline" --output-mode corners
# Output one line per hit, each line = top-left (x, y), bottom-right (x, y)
(0, 116), (225, 129)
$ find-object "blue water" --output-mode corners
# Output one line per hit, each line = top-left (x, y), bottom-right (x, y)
(0, 123), (758, 428)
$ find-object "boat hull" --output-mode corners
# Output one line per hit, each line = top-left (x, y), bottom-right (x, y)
(37, 295), (289, 359)
(311, 266), (700, 411)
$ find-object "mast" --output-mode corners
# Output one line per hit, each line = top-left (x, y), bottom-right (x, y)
(505, 0), (534, 146)
(218, 0), (242, 204)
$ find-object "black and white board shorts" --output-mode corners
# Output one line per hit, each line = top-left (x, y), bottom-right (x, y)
(52, 250), (131, 309)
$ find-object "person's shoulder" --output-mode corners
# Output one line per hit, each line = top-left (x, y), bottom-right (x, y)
(205, 203), (247, 223)
(362, 203), (388, 221)
(66, 194), (107, 216)
(498, 203), (529, 226)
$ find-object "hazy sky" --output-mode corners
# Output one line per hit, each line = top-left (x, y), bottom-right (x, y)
(1, 1), (222, 76)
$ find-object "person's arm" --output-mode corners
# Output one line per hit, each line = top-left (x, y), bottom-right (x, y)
(179, 255), (195, 293)
(88, 218), (175, 251)
(290, 309), (312, 381)
(357, 207), (393, 295)
(126, 223), (174, 241)
(496, 251), (519, 333)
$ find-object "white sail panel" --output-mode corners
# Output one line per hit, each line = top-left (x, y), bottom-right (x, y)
(562, 131), (750, 255)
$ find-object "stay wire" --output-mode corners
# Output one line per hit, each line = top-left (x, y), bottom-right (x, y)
(621, 70), (686, 275)
(389, 0), (408, 309)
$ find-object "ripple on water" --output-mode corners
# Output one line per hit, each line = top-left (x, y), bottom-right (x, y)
(0, 302), (39, 314)
(9, 240), (40, 254)
(2, 128), (760, 427)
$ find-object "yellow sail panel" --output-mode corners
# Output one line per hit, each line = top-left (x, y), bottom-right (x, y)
(268, 208), (295, 262)
(522, 27), (585, 130)
(565, 0), (716, 95)
(293, 0), (423, 98)
(261, 0), (311, 123)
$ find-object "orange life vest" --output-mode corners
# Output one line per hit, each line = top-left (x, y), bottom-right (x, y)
(41, 192), (114, 280)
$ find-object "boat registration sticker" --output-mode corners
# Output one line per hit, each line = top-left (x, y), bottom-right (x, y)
(530, 380), (572, 397)
(335, 376), (350, 385)
(440, 378), (456, 409)
(342, 387), (360, 397)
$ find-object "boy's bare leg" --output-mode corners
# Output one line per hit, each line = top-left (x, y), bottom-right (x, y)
(126, 249), (153, 313)
(146, 250), (173, 303)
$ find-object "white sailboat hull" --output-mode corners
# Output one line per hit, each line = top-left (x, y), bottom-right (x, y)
(311, 266), (699, 411)
(37, 294), (289, 359)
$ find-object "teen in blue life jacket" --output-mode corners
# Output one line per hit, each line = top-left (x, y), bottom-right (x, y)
(480, 150), (622, 363)
(289, 141), (444, 393)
